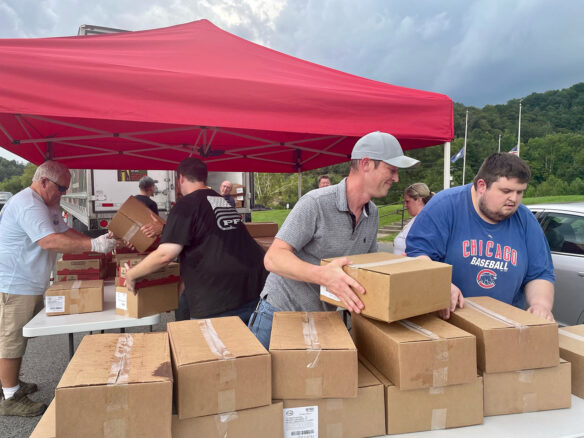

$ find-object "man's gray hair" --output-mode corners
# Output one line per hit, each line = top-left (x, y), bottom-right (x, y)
(139, 176), (156, 190)
(32, 160), (70, 182)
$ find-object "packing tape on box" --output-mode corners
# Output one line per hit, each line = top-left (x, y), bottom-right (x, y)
(214, 411), (239, 437)
(302, 312), (322, 369)
(349, 256), (416, 269)
(71, 280), (82, 290)
(559, 328), (584, 342)
(465, 299), (527, 329)
(430, 408), (447, 430)
(399, 319), (449, 385)
(198, 319), (237, 412)
(327, 423), (344, 437)
(122, 223), (141, 243)
(326, 398), (344, 411)
(104, 334), (134, 438)
(429, 386), (445, 395)
(522, 393), (538, 412)
(305, 377), (323, 398)
(518, 369), (534, 383)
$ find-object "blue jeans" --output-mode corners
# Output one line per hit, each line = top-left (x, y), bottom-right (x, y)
(191, 297), (259, 325)
(248, 298), (280, 350)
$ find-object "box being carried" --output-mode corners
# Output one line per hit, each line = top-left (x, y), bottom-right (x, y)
(361, 357), (483, 435)
(448, 296), (559, 372)
(168, 317), (271, 419)
(483, 360), (571, 416)
(270, 311), (358, 399)
(559, 324), (584, 398)
(352, 313), (477, 390)
(172, 402), (283, 438)
(280, 361), (385, 438)
(45, 280), (104, 316)
(117, 256), (179, 288)
(108, 196), (161, 252)
(320, 253), (451, 322)
(55, 333), (173, 438)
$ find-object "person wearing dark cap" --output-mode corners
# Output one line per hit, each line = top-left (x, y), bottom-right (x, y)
(135, 176), (159, 215)
(249, 131), (419, 349)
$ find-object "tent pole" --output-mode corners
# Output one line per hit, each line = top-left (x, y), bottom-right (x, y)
(297, 170), (302, 200)
(443, 141), (451, 190)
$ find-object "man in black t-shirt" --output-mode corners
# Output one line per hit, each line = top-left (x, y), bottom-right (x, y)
(135, 176), (159, 215)
(124, 158), (267, 323)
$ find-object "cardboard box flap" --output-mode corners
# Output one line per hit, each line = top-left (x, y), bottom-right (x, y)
(270, 311), (356, 351)
(458, 296), (556, 329)
(559, 325), (584, 354)
(57, 333), (172, 389)
(47, 279), (103, 292)
(359, 355), (393, 386)
(322, 252), (449, 275)
(358, 360), (382, 388)
(369, 313), (474, 343)
(168, 317), (268, 366)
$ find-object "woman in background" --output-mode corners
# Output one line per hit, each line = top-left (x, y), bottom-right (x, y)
(393, 183), (434, 255)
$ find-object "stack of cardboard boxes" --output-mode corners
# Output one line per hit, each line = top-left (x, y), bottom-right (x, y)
(114, 252), (180, 318)
(559, 324), (584, 398)
(271, 311), (386, 438)
(56, 251), (109, 282)
(230, 183), (245, 208)
(448, 296), (570, 416)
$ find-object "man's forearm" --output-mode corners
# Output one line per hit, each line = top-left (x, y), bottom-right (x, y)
(525, 279), (554, 311)
(264, 246), (322, 284)
(37, 230), (92, 253)
(127, 249), (171, 280)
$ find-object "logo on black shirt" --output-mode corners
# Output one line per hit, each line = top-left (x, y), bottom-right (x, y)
(206, 196), (242, 230)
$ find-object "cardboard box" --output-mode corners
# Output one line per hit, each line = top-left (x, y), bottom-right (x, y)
(244, 222), (278, 238)
(56, 258), (104, 280)
(168, 317), (271, 419)
(30, 399), (55, 438)
(108, 196), (161, 252)
(115, 282), (178, 318)
(118, 259), (179, 288)
(361, 357), (483, 434)
(320, 252), (451, 322)
(281, 361), (385, 438)
(172, 402), (283, 438)
(45, 280), (104, 316)
(62, 251), (106, 260)
(352, 313), (477, 390)
(559, 325), (584, 398)
(270, 311), (358, 399)
(483, 360), (571, 416)
(229, 184), (245, 196)
(55, 333), (173, 438)
(448, 296), (559, 372)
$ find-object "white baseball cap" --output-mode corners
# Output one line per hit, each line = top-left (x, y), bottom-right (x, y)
(351, 131), (419, 168)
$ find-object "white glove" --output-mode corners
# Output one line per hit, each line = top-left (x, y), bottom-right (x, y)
(91, 233), (117, 254)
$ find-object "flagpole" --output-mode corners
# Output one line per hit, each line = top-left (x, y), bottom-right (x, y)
(516, 99), (522, 157)
(462, 109), (468, 185)
(498, 133), (501, 153)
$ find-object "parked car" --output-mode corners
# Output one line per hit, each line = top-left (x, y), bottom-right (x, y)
(0, 191), (12, 209)
(527, 202), (584, 326)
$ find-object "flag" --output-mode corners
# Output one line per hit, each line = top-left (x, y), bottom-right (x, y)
(451, 146), (465, 163)
(509, 145), (518, 155)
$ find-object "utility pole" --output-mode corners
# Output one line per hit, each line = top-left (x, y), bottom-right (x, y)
(517, 99), (523, 157)
(462, 109), (468, 185)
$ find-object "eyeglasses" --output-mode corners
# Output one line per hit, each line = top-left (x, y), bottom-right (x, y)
(46, 178), (69, 193)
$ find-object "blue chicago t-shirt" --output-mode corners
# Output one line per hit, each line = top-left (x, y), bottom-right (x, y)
(406, 184), (554, 309)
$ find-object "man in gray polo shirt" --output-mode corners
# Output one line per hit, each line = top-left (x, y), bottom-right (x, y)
(249, 131), (419, 348)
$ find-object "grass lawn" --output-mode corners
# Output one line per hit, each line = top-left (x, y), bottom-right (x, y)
(522, 194), (584, 204)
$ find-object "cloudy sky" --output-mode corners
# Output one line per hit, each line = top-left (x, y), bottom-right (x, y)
(1, 0), (583, 161)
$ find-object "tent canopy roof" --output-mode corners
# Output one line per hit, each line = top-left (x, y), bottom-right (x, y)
(0, 20), (453, 172)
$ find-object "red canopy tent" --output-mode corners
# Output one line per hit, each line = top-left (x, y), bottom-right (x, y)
(0, 20), (453, 172)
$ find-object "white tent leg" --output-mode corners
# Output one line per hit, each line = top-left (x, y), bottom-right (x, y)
(443, 141), (451, 190)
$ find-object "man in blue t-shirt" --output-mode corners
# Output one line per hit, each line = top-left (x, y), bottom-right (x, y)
(406, 153), (555, 321)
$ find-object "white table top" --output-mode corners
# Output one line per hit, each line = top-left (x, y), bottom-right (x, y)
(389, 394), (584, 438)
(23, 280), (160, 337)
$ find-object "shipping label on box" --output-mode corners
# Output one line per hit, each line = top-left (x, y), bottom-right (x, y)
(115, 282), (178, 318)
(361, 356), (483, 435)
(108, 196), (161, 252)
(168, 317), (271, 419)
(559, 325), (584, 398)
(44, 280), (104, 316)
(55, 333), (173, 438)
(243, 222), (278, 238)
(280, 361), (385, 438)
(483, 360), (571, 416)
(352, 313), (477, 390)
(320, 253), (451, 322)
(270, 311), (358, 399)
(448, 296), (559, 372)
(172, 402), (283, 438)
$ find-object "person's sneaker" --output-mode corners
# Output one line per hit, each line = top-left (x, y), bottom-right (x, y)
(0, 387), (46, 417)
(18, 380), (38, 396)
